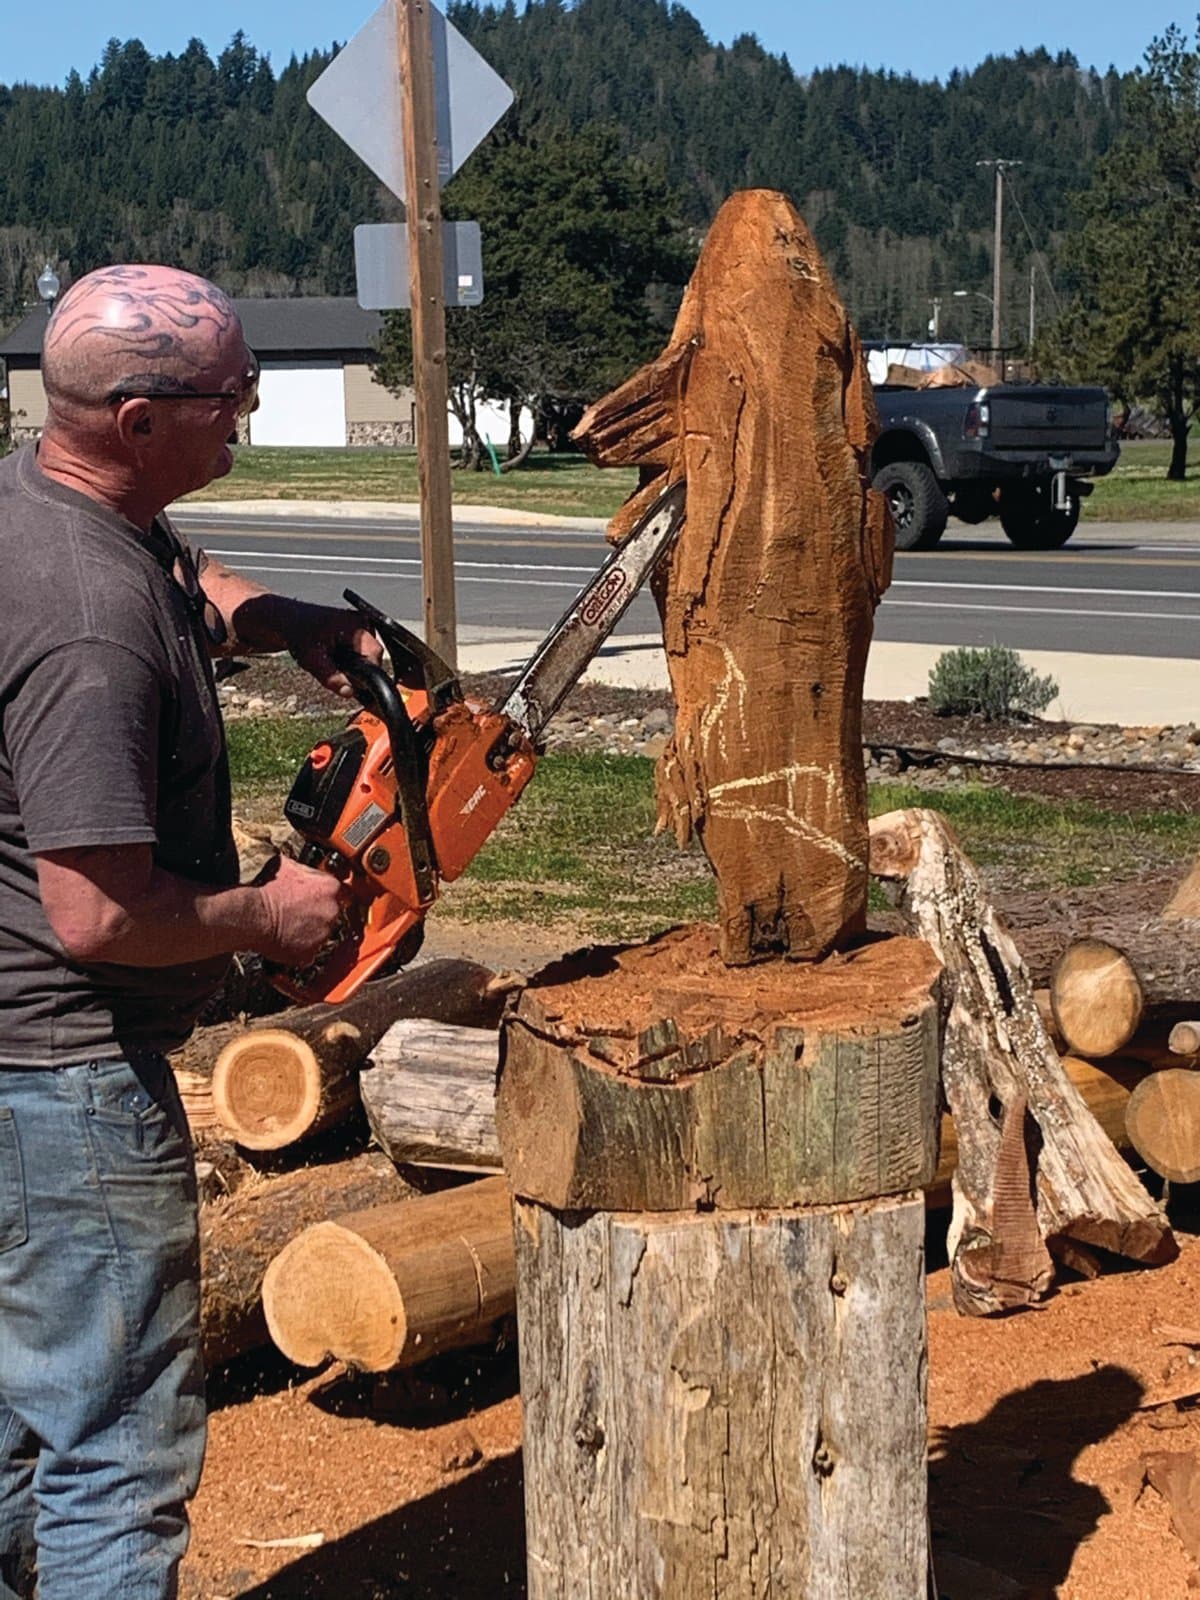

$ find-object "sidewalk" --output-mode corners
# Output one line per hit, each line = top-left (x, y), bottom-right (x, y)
(182, 499), (1200, 726)
(455, 630), (1200, 728)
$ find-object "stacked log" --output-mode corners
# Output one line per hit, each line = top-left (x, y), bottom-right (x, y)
(200, 1151), (411, 1368)
(262, 1175), (515, 1371)
(173, 958), (513, 1152)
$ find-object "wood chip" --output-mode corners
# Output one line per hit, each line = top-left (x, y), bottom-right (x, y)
(1143, 1451), (1200, 1565)
(234, 1532), (325, 1551)
(1156, 1323), (1200, 1348)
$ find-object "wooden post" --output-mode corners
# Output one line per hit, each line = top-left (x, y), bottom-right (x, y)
(397, 0), (457, 666)
(503, 190), (932, 1599)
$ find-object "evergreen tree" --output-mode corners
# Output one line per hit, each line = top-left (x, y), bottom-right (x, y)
(1045, 23), (1200, 476)
(374, 119), (691, 465)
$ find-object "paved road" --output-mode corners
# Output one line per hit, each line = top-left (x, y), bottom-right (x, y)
(172, 508), (1200, 660)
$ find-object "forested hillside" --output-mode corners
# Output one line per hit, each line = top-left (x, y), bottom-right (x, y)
(0, 0), (1127, 341)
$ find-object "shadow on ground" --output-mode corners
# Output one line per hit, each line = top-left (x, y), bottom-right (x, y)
(233, 1451), (526, 1599)
(930, 1364), (1145, 1598)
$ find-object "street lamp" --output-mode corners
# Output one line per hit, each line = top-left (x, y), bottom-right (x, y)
(36, 263), (60, 313)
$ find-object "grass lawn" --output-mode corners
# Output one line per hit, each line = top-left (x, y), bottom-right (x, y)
(229, 722), (1200, 940)
(185, 437), (1200, 526)
(185, 447), (636, 521)
(1084, 438), (1200, 522)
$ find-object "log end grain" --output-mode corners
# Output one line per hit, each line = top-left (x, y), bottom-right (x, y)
(263, 1221), (406, 1370)
(1051, 937), (1144, 1058)
(212, 1029), (326, 1150)
(1126, 1069), (1200, 1184)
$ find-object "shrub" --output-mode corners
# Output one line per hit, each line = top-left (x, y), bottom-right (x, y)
(927, 645), (1058, 721)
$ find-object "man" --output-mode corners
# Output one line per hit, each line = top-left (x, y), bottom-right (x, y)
(0, 264), (386, 1599)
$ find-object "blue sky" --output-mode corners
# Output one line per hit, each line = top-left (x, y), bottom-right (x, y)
(0, 0), (1188, 88)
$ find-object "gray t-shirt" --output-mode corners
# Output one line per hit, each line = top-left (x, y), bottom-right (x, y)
(0, 444), (239, 1065)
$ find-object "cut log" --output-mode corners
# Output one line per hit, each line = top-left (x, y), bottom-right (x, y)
(1165, 857), (1200, 920)
(360, 1019), (501, 1171)
(199, 1151), (409, 1368)
(499, 928), (940, 1596)
(197, 958), (512, 1151)
(1001, 913), (1200, 998)
(513, 1192), (928, 1599)
(870, 808), (1174, 1316)
(1050, 937), (1144, 1058)
(174, 1068), (218, 1135)
(1171, 1022), (1200, 1057)
(1045, 925), (1200, 1058)
(1125, 1069), (1200, 1183)
(262, 1175), (514, 1372)
(497, 925), (942, 1212)
(573, 188), (891, 966)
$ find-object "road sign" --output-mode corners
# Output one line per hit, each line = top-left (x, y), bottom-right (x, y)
(355, 222), (483, 310)
(307, 0), (513, 202)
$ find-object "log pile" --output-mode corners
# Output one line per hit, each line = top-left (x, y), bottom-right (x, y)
(179, 958), (520, 1373)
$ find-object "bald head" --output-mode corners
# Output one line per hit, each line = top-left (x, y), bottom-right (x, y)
(43, 264), (244, 414)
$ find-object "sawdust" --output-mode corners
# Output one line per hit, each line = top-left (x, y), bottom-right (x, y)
(521, 922), (941, 1045)
(179, 1230), (1200, 1598)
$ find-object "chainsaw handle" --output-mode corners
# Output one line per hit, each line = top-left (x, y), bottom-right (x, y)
(329, 643), (439, 902)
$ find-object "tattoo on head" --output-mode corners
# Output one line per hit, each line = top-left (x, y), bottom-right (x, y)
(43, 264), (243, 409)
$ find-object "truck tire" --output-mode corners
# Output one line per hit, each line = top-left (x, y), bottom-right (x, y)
(999, 483), (1081, 550)
(873, 461), (948, 551)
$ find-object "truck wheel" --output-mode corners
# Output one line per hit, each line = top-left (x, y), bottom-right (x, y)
(873, 462), (948, 551)
(999, 484), (1081, 550)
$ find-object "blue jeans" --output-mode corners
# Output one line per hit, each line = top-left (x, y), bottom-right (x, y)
(0, 1055), (205, 1600)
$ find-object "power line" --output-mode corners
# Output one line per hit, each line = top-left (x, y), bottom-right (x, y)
(1003, 168), (1063, 319)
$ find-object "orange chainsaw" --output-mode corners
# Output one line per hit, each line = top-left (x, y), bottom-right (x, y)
(268, 480), (686, 1004)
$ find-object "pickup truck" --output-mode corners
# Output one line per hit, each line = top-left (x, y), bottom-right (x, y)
(870, 378), (1119, 550)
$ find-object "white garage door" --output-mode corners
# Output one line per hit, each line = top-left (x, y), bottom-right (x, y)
(249, 361), (346, 447)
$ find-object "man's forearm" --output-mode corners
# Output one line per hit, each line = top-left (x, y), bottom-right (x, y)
(37, 848), (274, 968)
(197, 555), (303, 655)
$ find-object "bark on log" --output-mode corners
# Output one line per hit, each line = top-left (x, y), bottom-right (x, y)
(497, 925), (942, 1212)
(1125, 1069), (1200, 1183)
(870, 808), (1175, 1316)
(196, 959), (511, 1150)
(199, 1151), (410, 1369)
(573, 189), (891, 965)
(359, 1019), (501, 1171)
(1049, 928), (1200, 1057)
(513, 1192), (928, 1600)
(262, 1175), (514, 1372)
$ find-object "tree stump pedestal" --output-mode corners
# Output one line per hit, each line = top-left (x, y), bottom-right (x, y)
(496, 925), (942, 1599)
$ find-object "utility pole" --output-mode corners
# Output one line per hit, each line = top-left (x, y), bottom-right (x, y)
(396, 0), (457, 667)
(1029, 262), (1036, 350)
(977, 158), (1020, 359)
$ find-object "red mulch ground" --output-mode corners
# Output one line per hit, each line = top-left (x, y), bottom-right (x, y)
(178, 659), (1200, 1598)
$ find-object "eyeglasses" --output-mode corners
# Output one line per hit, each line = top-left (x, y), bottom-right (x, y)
(108, 356), (260, 419)
(165, 529), (229, 649)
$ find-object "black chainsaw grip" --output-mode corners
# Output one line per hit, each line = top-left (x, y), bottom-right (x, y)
(329, 643), (439, 898)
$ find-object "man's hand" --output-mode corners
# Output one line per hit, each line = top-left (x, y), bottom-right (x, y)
(282, 605), (385, 700)
(252, 854), (346, 965)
